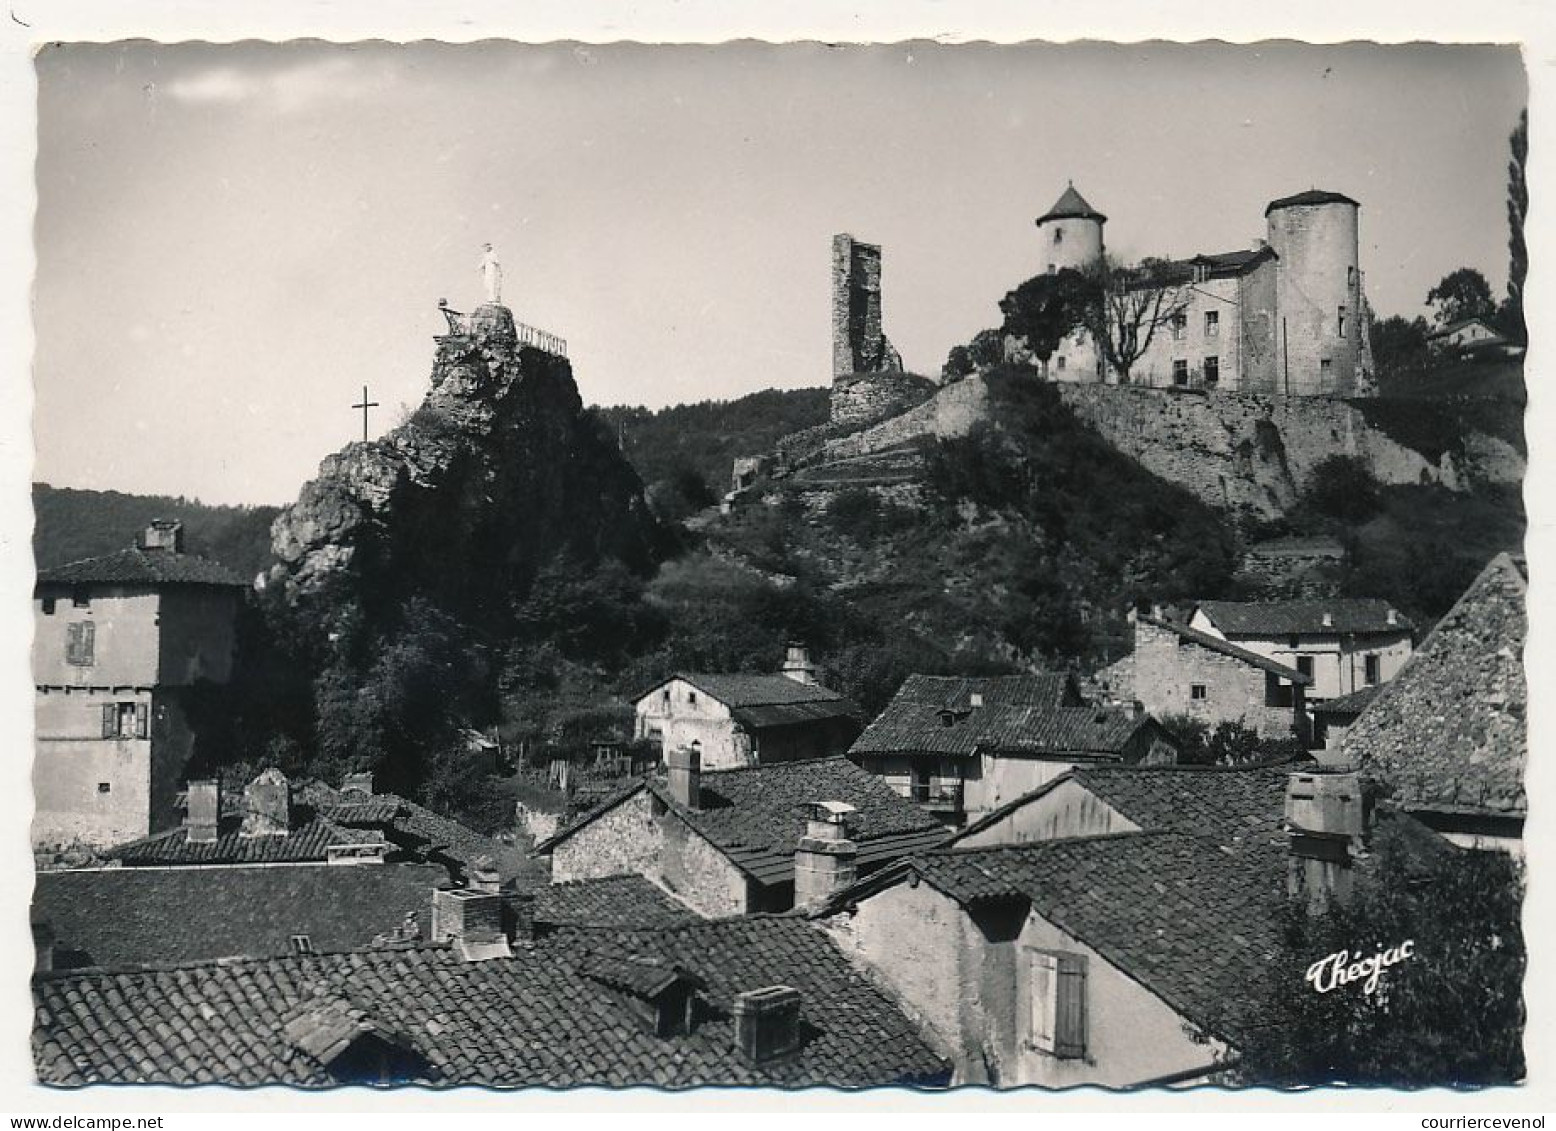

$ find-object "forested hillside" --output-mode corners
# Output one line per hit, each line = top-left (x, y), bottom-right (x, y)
(32, 484), (279, 579)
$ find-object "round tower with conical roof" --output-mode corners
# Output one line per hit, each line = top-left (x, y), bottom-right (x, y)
(1035, 182), (1107, 274)
(1265, 189), (1365, 395)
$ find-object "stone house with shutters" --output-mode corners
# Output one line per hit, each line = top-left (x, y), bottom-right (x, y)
(848, 673), (1178, 825)
(1188, 598), (1415, 704)
(1096, 612), (1311, 743)
(32, 522), (247, 851)
(632, 648), (863, 771)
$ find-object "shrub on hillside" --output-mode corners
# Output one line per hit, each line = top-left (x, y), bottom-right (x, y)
(1303, 455), (1383, 523)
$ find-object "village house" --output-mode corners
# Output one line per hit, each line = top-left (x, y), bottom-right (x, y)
(1427, 315), (1518, 356)
(1342, 552), (1527, 853)
(102, 768), (523, 883)
(1031, 184), (1376, 396)
(632, 647), (863, 770)
(535, 752), (946, 917)
(848, 674), (1179, 825)
(33, 913), (952, 1088)
(1188, 598), (1415, 703)
(1094, 613), (1311, 742)
(32, 521), (248, 851)
(812, 763), (1422, 1088)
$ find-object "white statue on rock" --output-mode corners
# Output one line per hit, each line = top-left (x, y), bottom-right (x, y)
(479, 242), (503, 305)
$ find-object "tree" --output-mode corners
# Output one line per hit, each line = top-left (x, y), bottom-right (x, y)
(1236, 816), (1525, 1087)
(1157, 715), (1303, 767)
(1080, 257), (1190, 384)
(997, 269), (1098, 374)
(1503, 108), (1528, 342)
(1426, 267), (1495, 328)
(1367, 314), (1432, 386)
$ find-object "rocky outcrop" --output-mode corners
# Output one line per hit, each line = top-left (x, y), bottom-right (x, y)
(266, 304), (664, 626)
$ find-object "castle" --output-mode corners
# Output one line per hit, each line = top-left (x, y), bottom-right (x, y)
(1027, 183), (1377, 397)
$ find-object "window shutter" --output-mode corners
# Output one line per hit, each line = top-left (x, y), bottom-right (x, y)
(101, 703), (116, 739)
(1028, 950), (1059, 1053)
(135, 702), (149, 739)
(1054, 952), (1088, 1059)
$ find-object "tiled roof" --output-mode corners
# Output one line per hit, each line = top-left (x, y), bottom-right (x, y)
(105, 817), (384, 867)
(31, 864), (444, 968)
(953, 762), (1293, 859)
(297, 781), (526, 882)
(1037, 184), (1107, 225)
(1311, 684), (1383, 718)
(888, 673), (1082, 710)
(34, 917), (951, 1088)
(850, 696), (1160, 760)
(35, 548), (248, 589)
(1429, 316), (1504, 340)
(641, 673), (863, 729)
(1242, 535), (1346, 559)
(1140, 615), (1311, 682)
(1265, 189), (1360, 214)
(1194, 598), (1412, 637)
(540, 758), (947, 886)
(1342, 552), (1527, 819)
(907, 832), (1286, 1045)
(1148, 246), (1277, 286)
(533, 876), (702, 931)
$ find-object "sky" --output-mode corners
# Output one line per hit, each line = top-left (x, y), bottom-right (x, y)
(32, 40), (1527, 506)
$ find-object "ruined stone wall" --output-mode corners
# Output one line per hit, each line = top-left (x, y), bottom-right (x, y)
(1055, 385), (1524, 519)
(830, 372), (937, 433)
(825, 376), (992, 463)
(832, 234), (902, 380)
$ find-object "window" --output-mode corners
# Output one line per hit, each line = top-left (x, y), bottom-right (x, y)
(1170, 313), (1187, 341)
(1338, 306), (1347, 338)
(661, 689), (670, 706)
(102, 701), (148, 740)
(1320, 359), (1332, 378)
(290, 935), (315, 956)
(1266, 673), (1294, 708)
(1173, 359), (1189, 386)
(1365, 654), (1381, 685)
(1296, 656), (1315, 680)
(41, 597), (55, 615)
(1205, 310), (1219, 337)
(1190, 684), (1208, 701)
(1204, 356), (1220, 386)
(1055, 356), (1066, 372)
(1192, 263), (1209, 283)
(97, 782), (111, 794)
(1347, 265), (1356, 286)
(71, 586), (90, 609)
(1026, 949), (1087, 1058)
(687, 691), (698, 706)
(1054, 228), (1063, 245)
(1047, 263), (1057, 275)
(1288, 634), (1300, 649)
(65, 621), (95, 667)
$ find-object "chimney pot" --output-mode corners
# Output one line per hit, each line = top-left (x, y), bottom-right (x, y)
(239, 768), (291, 838)
(667, 745), (702, 810)
(1386, 608), (1398, 626)
(969, 691), (985, 709)
(187, 779), (222, 844)
(732, 986), (804, 1065)
(781, 642), (818, 686)
(431, 886), (511, 960)
(1321, 611), (1334, 628)
(795, 802), (859, 909)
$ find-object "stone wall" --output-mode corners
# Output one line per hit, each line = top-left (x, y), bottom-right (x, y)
(825, 375), (992, 463)
(832, 234), (902, 380)
(829, 372), (937, 433)
(1056, 385), (1524, 519)
(1123, 619), (1301, 739)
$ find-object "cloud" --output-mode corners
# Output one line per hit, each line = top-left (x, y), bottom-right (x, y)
(162, 56), (381, 113)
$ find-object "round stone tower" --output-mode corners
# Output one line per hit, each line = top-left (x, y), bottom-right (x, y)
(1035, 182), (1106, 274)
(1265, 190), (1364, 395)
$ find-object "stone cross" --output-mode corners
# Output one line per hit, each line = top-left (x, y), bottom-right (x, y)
(352, 384), (379, 442)
(480, 243), (503, 305)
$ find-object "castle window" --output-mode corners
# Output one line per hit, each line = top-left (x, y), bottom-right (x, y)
(1055, 356), (1066, 372)
(1047, 263), (1057, 275)
(1205, 310), (1219, 337)
(1338, 306), (1347, 338)
(1347, 265), (1356, 286)
(687, 691), (697, 706)
(1054, 229), (1063, 245)
(65, 621), (95, 667)
(1204, 356), (1220, 386)
(41, 597), (55, 615)
(1320, 359), (1333, 379)
(1172, 360), (1189, 387)
(97, 782), (111, 794)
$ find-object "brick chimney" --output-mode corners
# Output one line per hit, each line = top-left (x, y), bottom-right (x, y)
(781, 642), (818, 686)
(794, 801), (859, 909)
(140, 519), (184, 553)
(667, 745), (702, 810)
(1386, 608), (1399, 627)
(342, 771), (374, 795)
(187, 779), (221, 844)
(239, 768), (291, 838)
(432, 886), (512, 961)
(1285, 769), (1365, 914)
(1321, 610), (1334, 628)
(732, 986), (804, 1065)
(468, 855), (501, 894)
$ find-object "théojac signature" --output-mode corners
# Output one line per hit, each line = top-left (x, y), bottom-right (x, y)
(1305, 940), (1415, 995)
